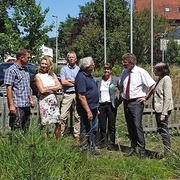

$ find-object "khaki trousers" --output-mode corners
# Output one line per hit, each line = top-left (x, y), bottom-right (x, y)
(60, 93), (80, 137)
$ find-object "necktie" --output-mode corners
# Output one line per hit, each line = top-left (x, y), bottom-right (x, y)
(126, 71), (131, 100)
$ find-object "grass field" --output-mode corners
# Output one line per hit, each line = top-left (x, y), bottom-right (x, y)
(0, 105), (180, 180)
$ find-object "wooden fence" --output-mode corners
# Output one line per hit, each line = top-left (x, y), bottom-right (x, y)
(1, 96), (180, 135)
(142, 101), (180, 134)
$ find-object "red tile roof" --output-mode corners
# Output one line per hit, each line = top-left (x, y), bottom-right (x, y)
(134, 0), (180, 20)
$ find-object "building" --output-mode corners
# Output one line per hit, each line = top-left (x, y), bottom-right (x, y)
(134, 0), (180, 25)
(40, 45), (53, 57)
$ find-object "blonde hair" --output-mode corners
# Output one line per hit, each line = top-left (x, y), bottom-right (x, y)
(38, 55), (54, 77)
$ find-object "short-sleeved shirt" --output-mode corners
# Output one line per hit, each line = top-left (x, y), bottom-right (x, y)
(119, 65), (155, 99)
(4, 63), (31, 107)
(60, 64), (79, 92)
(75, 70), (99, 110)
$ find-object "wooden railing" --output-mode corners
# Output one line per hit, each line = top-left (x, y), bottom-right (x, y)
(142, 102), (180, 134)
(1, 96), (180, 135)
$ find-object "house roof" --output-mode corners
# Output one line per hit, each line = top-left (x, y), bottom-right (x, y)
(134, 0), (180, 20)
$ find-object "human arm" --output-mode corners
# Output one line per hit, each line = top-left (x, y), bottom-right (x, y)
(145, 83), (156, 101)
(46, 74), (62, 92)
(138, 70), (156, 102)
(78, 92), (93, 121)
(6, 85), (16, 114)
(60, 67), (75, 86)
(35, 75), (54, 94)
(161, 77), (173, 120)
(29, 94), (34, 108)
(60, 78), (74, 87)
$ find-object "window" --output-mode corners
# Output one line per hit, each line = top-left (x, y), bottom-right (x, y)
(165, 7), (170, 12)
(178, 7), (180, 12)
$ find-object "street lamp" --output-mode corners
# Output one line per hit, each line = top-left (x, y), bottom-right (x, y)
(52, 15), (58, 68)
(130, 0), (133, 53)
(150, 0), (153, 77)
(104, 0), (106, 64)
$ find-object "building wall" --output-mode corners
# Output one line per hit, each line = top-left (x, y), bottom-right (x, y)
(40, 45), (53, 57)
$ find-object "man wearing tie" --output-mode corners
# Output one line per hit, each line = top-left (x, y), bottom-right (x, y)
(119, 53), (155, 158)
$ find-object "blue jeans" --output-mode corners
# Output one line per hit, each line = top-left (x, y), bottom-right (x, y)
(78, 108), (98, 149)
(155, 112), (171, 153)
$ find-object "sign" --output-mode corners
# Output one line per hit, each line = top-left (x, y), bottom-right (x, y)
(160, 39), (167, 51)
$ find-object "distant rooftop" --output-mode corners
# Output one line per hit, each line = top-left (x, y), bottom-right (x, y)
(134, 0), (180, 25)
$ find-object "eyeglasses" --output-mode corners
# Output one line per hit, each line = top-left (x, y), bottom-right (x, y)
(88, 64), (95, 68)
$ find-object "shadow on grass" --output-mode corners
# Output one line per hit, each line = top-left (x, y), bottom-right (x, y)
(114, 144), (163, 159)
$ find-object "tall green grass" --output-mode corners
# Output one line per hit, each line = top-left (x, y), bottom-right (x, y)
(1, 65), (180, 179)
(0, 111), (180, 180)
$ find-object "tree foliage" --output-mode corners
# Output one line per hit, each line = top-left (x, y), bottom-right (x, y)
(0, 0), (53, 62)
(12, 0), (53, 62)
(58, 0), (130, 68)
(133, 9), (169, 65)
(57, 0), (171, 68)
(165, 39), (180, 65)
(1, 0), (178, 66)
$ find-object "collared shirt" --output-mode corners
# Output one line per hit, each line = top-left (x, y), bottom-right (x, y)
(60, 64), (79, 92)
(119, 65), (155, 99)
(4, 63), (31, 107)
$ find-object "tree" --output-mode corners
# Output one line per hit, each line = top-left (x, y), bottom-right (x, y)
(133, 9), (169, 64)
(58, 0), (130, 68)
(165, 39), (180, 65)
(11, 0), (53, 62)
(58, 15), (76, 57)
(0, 0), (18, 60)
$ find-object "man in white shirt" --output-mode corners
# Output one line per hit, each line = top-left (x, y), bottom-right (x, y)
(119, 53), (155, 158)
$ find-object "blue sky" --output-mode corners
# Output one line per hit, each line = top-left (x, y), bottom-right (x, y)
(36, 0), (95, 37)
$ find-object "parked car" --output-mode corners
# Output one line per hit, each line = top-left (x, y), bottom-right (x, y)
(0, 62), (39, 86)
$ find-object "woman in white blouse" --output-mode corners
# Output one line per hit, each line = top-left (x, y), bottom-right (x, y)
(96, 63), (121, 151)
(35, 56), (62, 139)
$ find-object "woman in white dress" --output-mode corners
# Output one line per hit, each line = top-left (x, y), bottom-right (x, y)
(35, 56), (62, 139)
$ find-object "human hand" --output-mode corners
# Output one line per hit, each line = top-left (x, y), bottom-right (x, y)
(9, 105), (16, 114)
(30, 100), (35, 108)
(97, 110), (100, 115)
(160, 114), (165, 121)
(68, 79), (74, 84)
(137, 97), (146, 103)
(87, 111), (93, 121)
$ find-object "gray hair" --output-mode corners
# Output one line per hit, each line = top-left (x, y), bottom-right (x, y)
(122, 53), (137, 64)
(79, 57), (93, 70)
(67, 51), (77, 59)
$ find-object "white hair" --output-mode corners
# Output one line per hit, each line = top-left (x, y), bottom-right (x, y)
(79, 57), (93, 70)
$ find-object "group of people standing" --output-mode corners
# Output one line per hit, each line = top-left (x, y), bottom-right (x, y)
(4, 48), (173, 158)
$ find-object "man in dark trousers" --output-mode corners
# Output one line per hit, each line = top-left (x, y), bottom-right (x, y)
(119, 53), (155, 158)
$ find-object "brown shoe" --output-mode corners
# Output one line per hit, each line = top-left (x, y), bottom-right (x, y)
(74, 136), (80, 141)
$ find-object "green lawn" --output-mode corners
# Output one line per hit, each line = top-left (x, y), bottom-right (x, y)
(0, 106), (180, 180)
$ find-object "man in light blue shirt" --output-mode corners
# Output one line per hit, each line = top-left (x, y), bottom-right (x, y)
(59, 51), (80, 140)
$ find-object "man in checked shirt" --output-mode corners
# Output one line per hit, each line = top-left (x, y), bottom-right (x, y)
(4, 48), (34, 133)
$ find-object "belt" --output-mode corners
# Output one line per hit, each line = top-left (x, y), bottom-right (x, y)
(123, 98), (138, 103)
(99, 102), (111, 105)
(65, 91), (75, 94)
